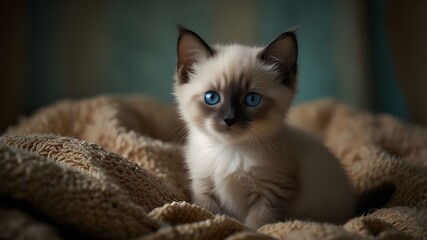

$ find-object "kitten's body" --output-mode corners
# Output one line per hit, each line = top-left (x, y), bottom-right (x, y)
(186, 124), (354, 228)
(174, 27), (355, 229)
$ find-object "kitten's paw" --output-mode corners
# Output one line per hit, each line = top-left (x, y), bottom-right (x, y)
(206, 201), (221, 214)
(194, 195), (221, 214)
(244, 217), (260, 230)
(244, 203), (274, 230)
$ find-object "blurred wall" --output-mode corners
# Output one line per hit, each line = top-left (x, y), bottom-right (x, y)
(0, 2), (26, 132)
(2, 0), (425, 132)
(389, 1), (427, 126)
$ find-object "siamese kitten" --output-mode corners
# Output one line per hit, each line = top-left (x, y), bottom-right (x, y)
(173, 26), (355, 229)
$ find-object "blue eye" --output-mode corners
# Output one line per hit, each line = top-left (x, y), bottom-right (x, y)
(245, 93), (261, 107)
(204, 91), (220, 105)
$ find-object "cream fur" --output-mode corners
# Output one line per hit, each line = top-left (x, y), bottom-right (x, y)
(174, 40), (355, 229)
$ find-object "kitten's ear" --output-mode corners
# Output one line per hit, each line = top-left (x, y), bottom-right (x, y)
(259, 31), (298, 88)
(176, 26), (215, 84)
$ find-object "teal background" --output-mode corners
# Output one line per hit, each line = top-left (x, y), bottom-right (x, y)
(25, 0), (407, 118)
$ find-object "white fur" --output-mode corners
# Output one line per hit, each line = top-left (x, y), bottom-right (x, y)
(174, 44), (355, 229)
(184, 125), (355, 228)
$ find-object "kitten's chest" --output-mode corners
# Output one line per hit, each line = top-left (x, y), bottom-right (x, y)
(188, 140), (257, 176)
(208, 148), (256, 219)
(188, 140), (258, 213)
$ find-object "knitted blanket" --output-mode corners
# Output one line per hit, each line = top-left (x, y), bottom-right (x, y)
(0, 95), (426, 240)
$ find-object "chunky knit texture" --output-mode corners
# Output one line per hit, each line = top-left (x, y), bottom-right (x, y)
(0, 96), (426, 239)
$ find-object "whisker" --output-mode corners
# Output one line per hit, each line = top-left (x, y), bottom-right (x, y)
(248, 125), (283, 161)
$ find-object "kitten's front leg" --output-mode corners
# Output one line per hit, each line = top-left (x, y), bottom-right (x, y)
(191, 177), (221, 214)
(244, 196), (278, 230)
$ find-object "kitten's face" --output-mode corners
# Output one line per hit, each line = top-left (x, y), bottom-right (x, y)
(174, 27), (298, 143)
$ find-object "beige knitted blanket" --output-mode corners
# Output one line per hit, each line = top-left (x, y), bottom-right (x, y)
(0, 95), (426, 240)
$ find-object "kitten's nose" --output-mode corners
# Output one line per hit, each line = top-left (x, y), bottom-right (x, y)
(223, 117), (237, 127)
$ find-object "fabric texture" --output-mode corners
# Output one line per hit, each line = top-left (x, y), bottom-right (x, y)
(0, 95), (426, 240)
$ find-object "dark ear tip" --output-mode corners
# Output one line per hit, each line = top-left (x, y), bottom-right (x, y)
(271, 29), (298, 44)
(286, 24), (302, 33)
(177, 24), (188, 33)
(283, 31), (297, 40)
(177, 24), (194, 37)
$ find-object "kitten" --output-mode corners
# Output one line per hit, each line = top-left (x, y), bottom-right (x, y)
(173, 26), (355, 230)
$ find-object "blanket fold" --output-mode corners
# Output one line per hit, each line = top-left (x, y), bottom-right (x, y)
(1, 95), (426, 239)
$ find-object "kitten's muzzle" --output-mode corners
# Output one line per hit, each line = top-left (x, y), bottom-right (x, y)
(221, 106), (238, 127)
(221, 105), (241, 127)
(223, 117), (238, 127)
